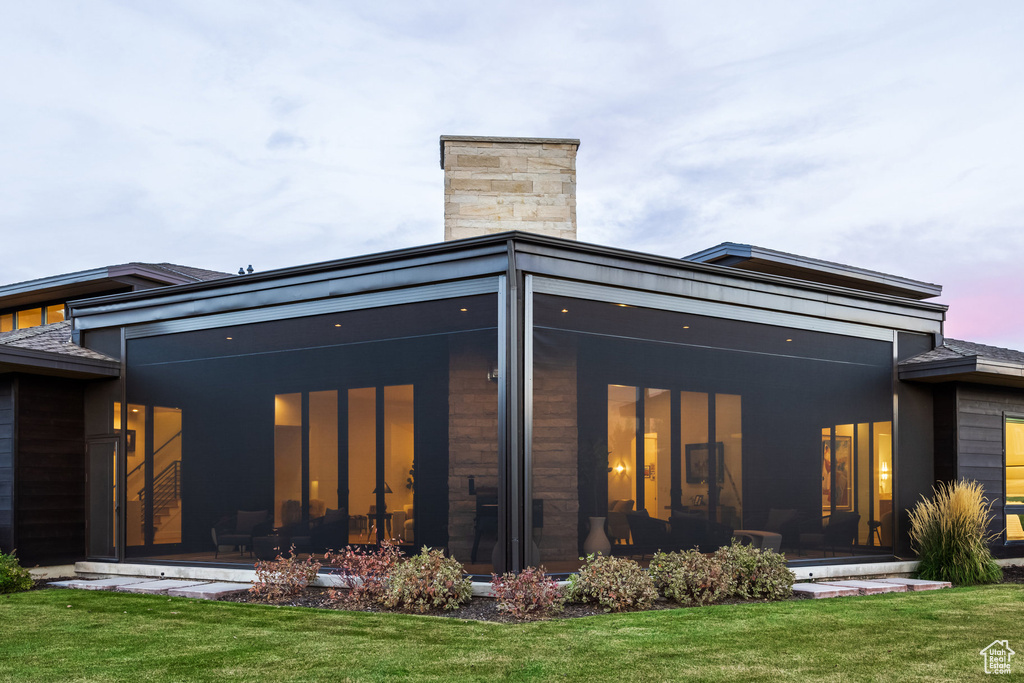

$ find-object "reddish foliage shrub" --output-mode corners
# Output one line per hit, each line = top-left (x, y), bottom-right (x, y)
(324, 540), (403, 606)
(712, 541), (794, 600)
(383, 546), (472, 613)
(490, 566), (565, 620)
(250, 545), (322, 601)
(565, 554), (658, 612)
(649, 549), (730, 607)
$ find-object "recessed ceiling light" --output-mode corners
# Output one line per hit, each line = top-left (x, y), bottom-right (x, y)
(561, 309), (568, 313)
(617, 304), (629, 308)
(786, 338), (793, 342)
(460, 308), (467, 312)
(131, 409), (139, 413)
(334, 324), (341, 327)
(683, 326), (690, 329)
(226, 337), (233, 340)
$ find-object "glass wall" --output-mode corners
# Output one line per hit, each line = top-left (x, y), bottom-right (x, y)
(530, 293), (894, 570)
(1006, 417), (1024, 542)
(124, 294), (499, 572)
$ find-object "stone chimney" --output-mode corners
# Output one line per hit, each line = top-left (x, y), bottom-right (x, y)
(441, 135), (579, 241)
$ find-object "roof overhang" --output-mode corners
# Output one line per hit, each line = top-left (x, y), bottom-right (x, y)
(0, 265), (218, 311)
(684, 242), (942, 300)
(899, 357), (1024, 389)
(67, 231), (947, 339)
(0, 346), (120, 379)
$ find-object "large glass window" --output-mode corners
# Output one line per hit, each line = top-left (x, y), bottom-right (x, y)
(531, 293), (894, 570)
(123, 294), (499, 571)
(118, 402), (183, 549)
(1006, 417), (1024, 542)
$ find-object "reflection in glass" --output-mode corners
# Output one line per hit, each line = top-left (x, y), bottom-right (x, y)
(15, 308), (41, 329)
(1006, 418), (1024, 541)
(349, 388), (376, 544)
(274, 393), (302, 528)
(384, 385), (414, 544)
(124, 404), (146, 547)
(151, 406), (182, 544)
(309, 391), (338, 521)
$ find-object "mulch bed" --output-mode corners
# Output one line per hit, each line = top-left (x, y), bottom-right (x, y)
(1000, 564), (1024, 584)
(35, 563), (1024, 623)
(220, 586), (781, 623)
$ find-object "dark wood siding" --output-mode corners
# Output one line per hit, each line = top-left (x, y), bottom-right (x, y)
(14, 376), (86, 564)
(0, 376), (13, 554)
(954, 384), (1024, 552)
(933, 384), (957, 483)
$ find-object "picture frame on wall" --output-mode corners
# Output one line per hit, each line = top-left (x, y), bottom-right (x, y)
(126, 429), (136, 453)
(685, 442), (725, 484)
(822, 434), (853, 511)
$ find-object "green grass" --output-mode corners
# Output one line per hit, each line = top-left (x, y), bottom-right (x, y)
(1, 586), (1021, 682)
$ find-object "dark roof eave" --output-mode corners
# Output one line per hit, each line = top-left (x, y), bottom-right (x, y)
(0, 346), (120, 379)
(67, 231), (951, 318)
(684, 242), (943, 300)
(899, 356), (1024, 388)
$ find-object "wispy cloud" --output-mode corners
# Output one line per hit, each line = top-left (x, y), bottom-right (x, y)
(0, 1), (1022, 345)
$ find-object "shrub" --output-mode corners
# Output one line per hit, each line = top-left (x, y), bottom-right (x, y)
(649, 549), (730, 607)
(250, 545), (322, 601)
(491, 566), (565, 620)
(565, 554), (657, 612)
(909, 479), (1002, 585)
(383, 546), (472, 613)
(712, 541), (794, 600)
(0, 551), (33, 594)
(324, 540), (403, 606)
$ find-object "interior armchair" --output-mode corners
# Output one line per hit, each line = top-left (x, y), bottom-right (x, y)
(798, 511), (861, 556)
(211, 509), (271, 558)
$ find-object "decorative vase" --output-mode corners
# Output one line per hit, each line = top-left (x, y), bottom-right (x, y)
(583, 516), (612, 556)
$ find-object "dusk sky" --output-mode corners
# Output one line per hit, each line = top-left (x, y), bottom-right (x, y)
(3, 2), (1023, 347)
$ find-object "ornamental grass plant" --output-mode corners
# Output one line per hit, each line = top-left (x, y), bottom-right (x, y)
(908, 479), (1002, 585)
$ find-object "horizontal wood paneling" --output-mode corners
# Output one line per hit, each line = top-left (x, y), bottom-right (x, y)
(0, 376), (12, 555)
(953, 384), (1024, 553)
(14, 375), (86, 564)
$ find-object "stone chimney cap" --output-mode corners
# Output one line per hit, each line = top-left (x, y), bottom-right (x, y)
(439, 135), (581, 169)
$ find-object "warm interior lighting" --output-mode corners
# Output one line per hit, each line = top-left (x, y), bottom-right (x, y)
(614, 464), (625, 474)
(683, 326), (689, 329)
(226, 337), (233, 340)
(786, 338), (793, 342)
(131, 409), (139, 413)
(334, 324), (341, 327)
(616, 303), (629, 307)
(460, 308), (467, 312)
(561, 309), (568, 313)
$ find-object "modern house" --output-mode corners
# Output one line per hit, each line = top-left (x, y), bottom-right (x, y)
(1, 136), (1021, 577)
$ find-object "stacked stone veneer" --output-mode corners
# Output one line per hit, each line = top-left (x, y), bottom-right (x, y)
(441, 136), (579, 241)
(530, 342), (579, 564)
(447, 335), (499, 564)
(446, 335), (580, 567)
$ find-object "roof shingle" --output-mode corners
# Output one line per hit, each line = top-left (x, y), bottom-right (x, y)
(0, 321), (116, 361)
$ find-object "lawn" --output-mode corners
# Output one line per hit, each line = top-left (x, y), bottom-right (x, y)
(1, 585), (1021, 682)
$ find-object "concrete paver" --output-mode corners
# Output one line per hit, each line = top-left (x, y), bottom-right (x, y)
(49, 577), (153, 591)
(116, 579), (210, 594)
(167, 582), (249, 599)
(792, 582), (860, 598)
(818, 580), (907, 595)
(873, 578), (952, 591)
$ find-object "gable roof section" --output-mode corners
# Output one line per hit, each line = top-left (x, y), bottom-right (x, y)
(0, 321), (119, 378)
(900, 338), (1024, 388)
(684, 242), (942, 300)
